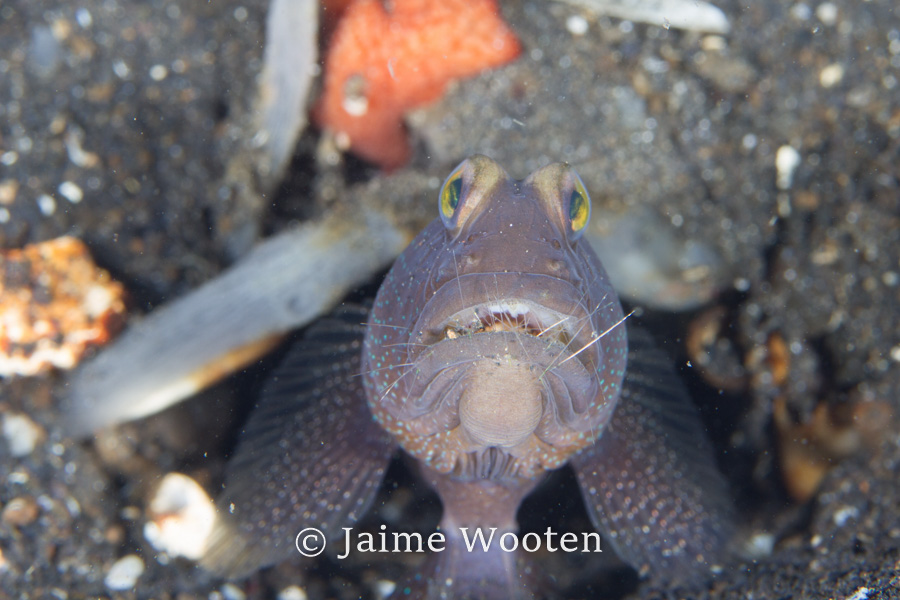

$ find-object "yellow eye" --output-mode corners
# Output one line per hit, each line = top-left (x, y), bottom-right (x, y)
(568, 173), (591, 236)
(439, 164), (465, 224)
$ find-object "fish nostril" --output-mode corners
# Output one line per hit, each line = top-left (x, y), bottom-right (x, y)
(464, 254), (479, 267)
(550, 239), (562, 250)
(547, 258), (563, 272)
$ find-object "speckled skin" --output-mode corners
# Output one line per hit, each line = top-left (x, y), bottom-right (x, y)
(203, 157), (731, 598)
(363, 156), (628, 482)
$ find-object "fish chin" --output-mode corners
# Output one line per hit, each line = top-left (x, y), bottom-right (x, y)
(390, 327), (613, 480)
(371, 273), (624, 480)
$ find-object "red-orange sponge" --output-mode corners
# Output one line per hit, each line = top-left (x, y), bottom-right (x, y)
(314, 0), (521, 170)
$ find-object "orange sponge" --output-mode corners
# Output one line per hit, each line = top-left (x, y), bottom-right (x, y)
(314, 0), (521, 170)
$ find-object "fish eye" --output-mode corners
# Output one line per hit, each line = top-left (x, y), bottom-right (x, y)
(439, 162), (465, 227)
(567, 172), (591, 238)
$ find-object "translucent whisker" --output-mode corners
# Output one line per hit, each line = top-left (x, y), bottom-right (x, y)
(558, 309), (634, 367)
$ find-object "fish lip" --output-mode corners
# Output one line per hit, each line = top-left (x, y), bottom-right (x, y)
(409, 272), (603, 370)
(400, 330), (603, 435)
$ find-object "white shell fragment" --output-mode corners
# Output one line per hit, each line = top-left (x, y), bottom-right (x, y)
(2, 413), (45, 457)
(104, 554), (145, 591)
(555, 0), (730, 34)
(566, 14), (590, 36)
(62, 208), (409, 435)
(832, 505), (860, 527)
(819, 63), (844, 88)
(221, 583), (247, 600)
(277, 586), (309, 600)
(144, 473), (215, 560)
(847, 587), (871, 600)
(775, 145), (801, 190)
(743, 531), (775, 558)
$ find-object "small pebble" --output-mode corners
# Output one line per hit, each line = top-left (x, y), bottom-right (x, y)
(1, 496), (39, 526)
(8, 471), (29, 484)
(112, 59), (130, 79)
(149, 64), (168, 81)
(566, 15), (589, 36)
(744, 532), (775, 558)
(221, 583), (246, 600)
(0, 179), (18, 203)
(789, 3), (811, 21)
(2, 413), (45, 457)
(104, 554), (145, 591)
(373, 580), (396, 600)
(701, 35), (726, 51)
(143, 472), (215, 559)
(815, 2), (838, 26)
(833, 505), (859, 527)
(847, 587), (870, 600)
(75, 8), (93, 28)
(775, 145), (801, 189)
(820, 63), (844, 88)
(277, 586), (309, 600)
(37, 194), (56, 216)
(58, 181), (83, 203)
(64, 128), (100, 167)
(341, 75), (369, 117)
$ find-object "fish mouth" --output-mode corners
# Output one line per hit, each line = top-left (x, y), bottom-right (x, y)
(438, 299), (574, 349)
(409, 272), (603, 371)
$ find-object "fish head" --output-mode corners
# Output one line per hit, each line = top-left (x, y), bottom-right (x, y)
(364, 155), (627, 480)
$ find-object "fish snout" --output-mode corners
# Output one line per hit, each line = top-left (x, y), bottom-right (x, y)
(458, 361), (543, 449)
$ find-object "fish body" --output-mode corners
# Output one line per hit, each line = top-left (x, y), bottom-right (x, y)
(201, 156), (732, 598)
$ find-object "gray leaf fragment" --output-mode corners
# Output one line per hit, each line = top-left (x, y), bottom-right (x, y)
(254, 0), (318, 183)
(556, 0), (730, 34)
(62, 209), (410, 436)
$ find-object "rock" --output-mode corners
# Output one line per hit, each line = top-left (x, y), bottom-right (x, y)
(104, 554), (144, 591)
(1, 496), (39, 527)
(143, 472), (215, 560)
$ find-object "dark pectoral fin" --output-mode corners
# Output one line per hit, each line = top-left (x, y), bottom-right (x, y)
(201, 305), (396, 577)
(571, 326), (734, 583)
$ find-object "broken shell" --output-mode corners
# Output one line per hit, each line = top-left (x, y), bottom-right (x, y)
(774, 397), (864, 502)
(143, 472), (215, 560)
(2, 412), (46, 457)
(0, 236), (126, 377)
(686, 306), (748, 392)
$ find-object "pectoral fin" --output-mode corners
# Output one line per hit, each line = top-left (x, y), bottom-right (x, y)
(201, 305), (396, 576)
(571, 326), (734, 582)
